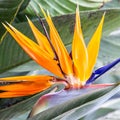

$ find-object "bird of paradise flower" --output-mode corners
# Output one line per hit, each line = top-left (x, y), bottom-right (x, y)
(0, 6), (120, 117)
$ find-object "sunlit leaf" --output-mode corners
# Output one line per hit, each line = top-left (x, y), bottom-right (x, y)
(25, 0), (111, 17)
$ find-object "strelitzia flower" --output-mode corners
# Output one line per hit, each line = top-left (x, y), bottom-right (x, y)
(0, 7), (120, 117)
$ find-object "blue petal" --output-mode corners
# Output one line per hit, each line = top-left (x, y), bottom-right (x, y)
(86, 58), (120, 84)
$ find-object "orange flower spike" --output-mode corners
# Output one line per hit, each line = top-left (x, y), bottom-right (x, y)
(3, 23), (64, 78)
(0, 84), (51, 98)
(0, 85), (51, 98)
(0, 75), (53, 82)
(86, 13), (105, 80)
(72, 6), (88, 81)
(0, 81), (51, 92)
(41, 8), (73, 76)
(0, 92), (32, 98)
(27, 17), (54, 58)
(0, 76), (53, 98)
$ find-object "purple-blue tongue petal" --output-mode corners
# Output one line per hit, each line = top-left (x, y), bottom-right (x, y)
(86, 58), (120, 84)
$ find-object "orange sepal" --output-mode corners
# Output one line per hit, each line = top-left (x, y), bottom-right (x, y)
(86, 13), (105, 80)
(3, 23), (63, 78)
(0, 75), (53, 82)
(0, 75), (53, 98)
(27, 17), (54, 58)
(72, 7), (88, 81)
(41, 8), (73, 76)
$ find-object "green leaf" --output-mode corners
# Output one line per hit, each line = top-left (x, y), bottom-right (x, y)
(1, 8), (120, 74)
(45, 95), (120, 120)
(19, 0), (30, 12)
(15, 0), (31, 22)
(101, 0), (120, 9)
(28, 85), (120, 120)
(82, 108), (115, 120)
(24, 0), (110, 17)
(0, 0), (24, 41)
(83, 98), (120, 120)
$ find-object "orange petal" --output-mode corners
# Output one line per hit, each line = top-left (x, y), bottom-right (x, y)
(0, 87), (47, 98)
(3, 23), (63, 78)
(0, 91), (37, 98)
(0, 75), (53, 98)
(41, 8), (73, 76)
(0, 92), (31, 98)
(0, 75), (52, 82)
(27, 17), (54, 58)
(72, 7), (88, 81)
(0, 81), (51, 92)
(86, 13), (105, 80)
